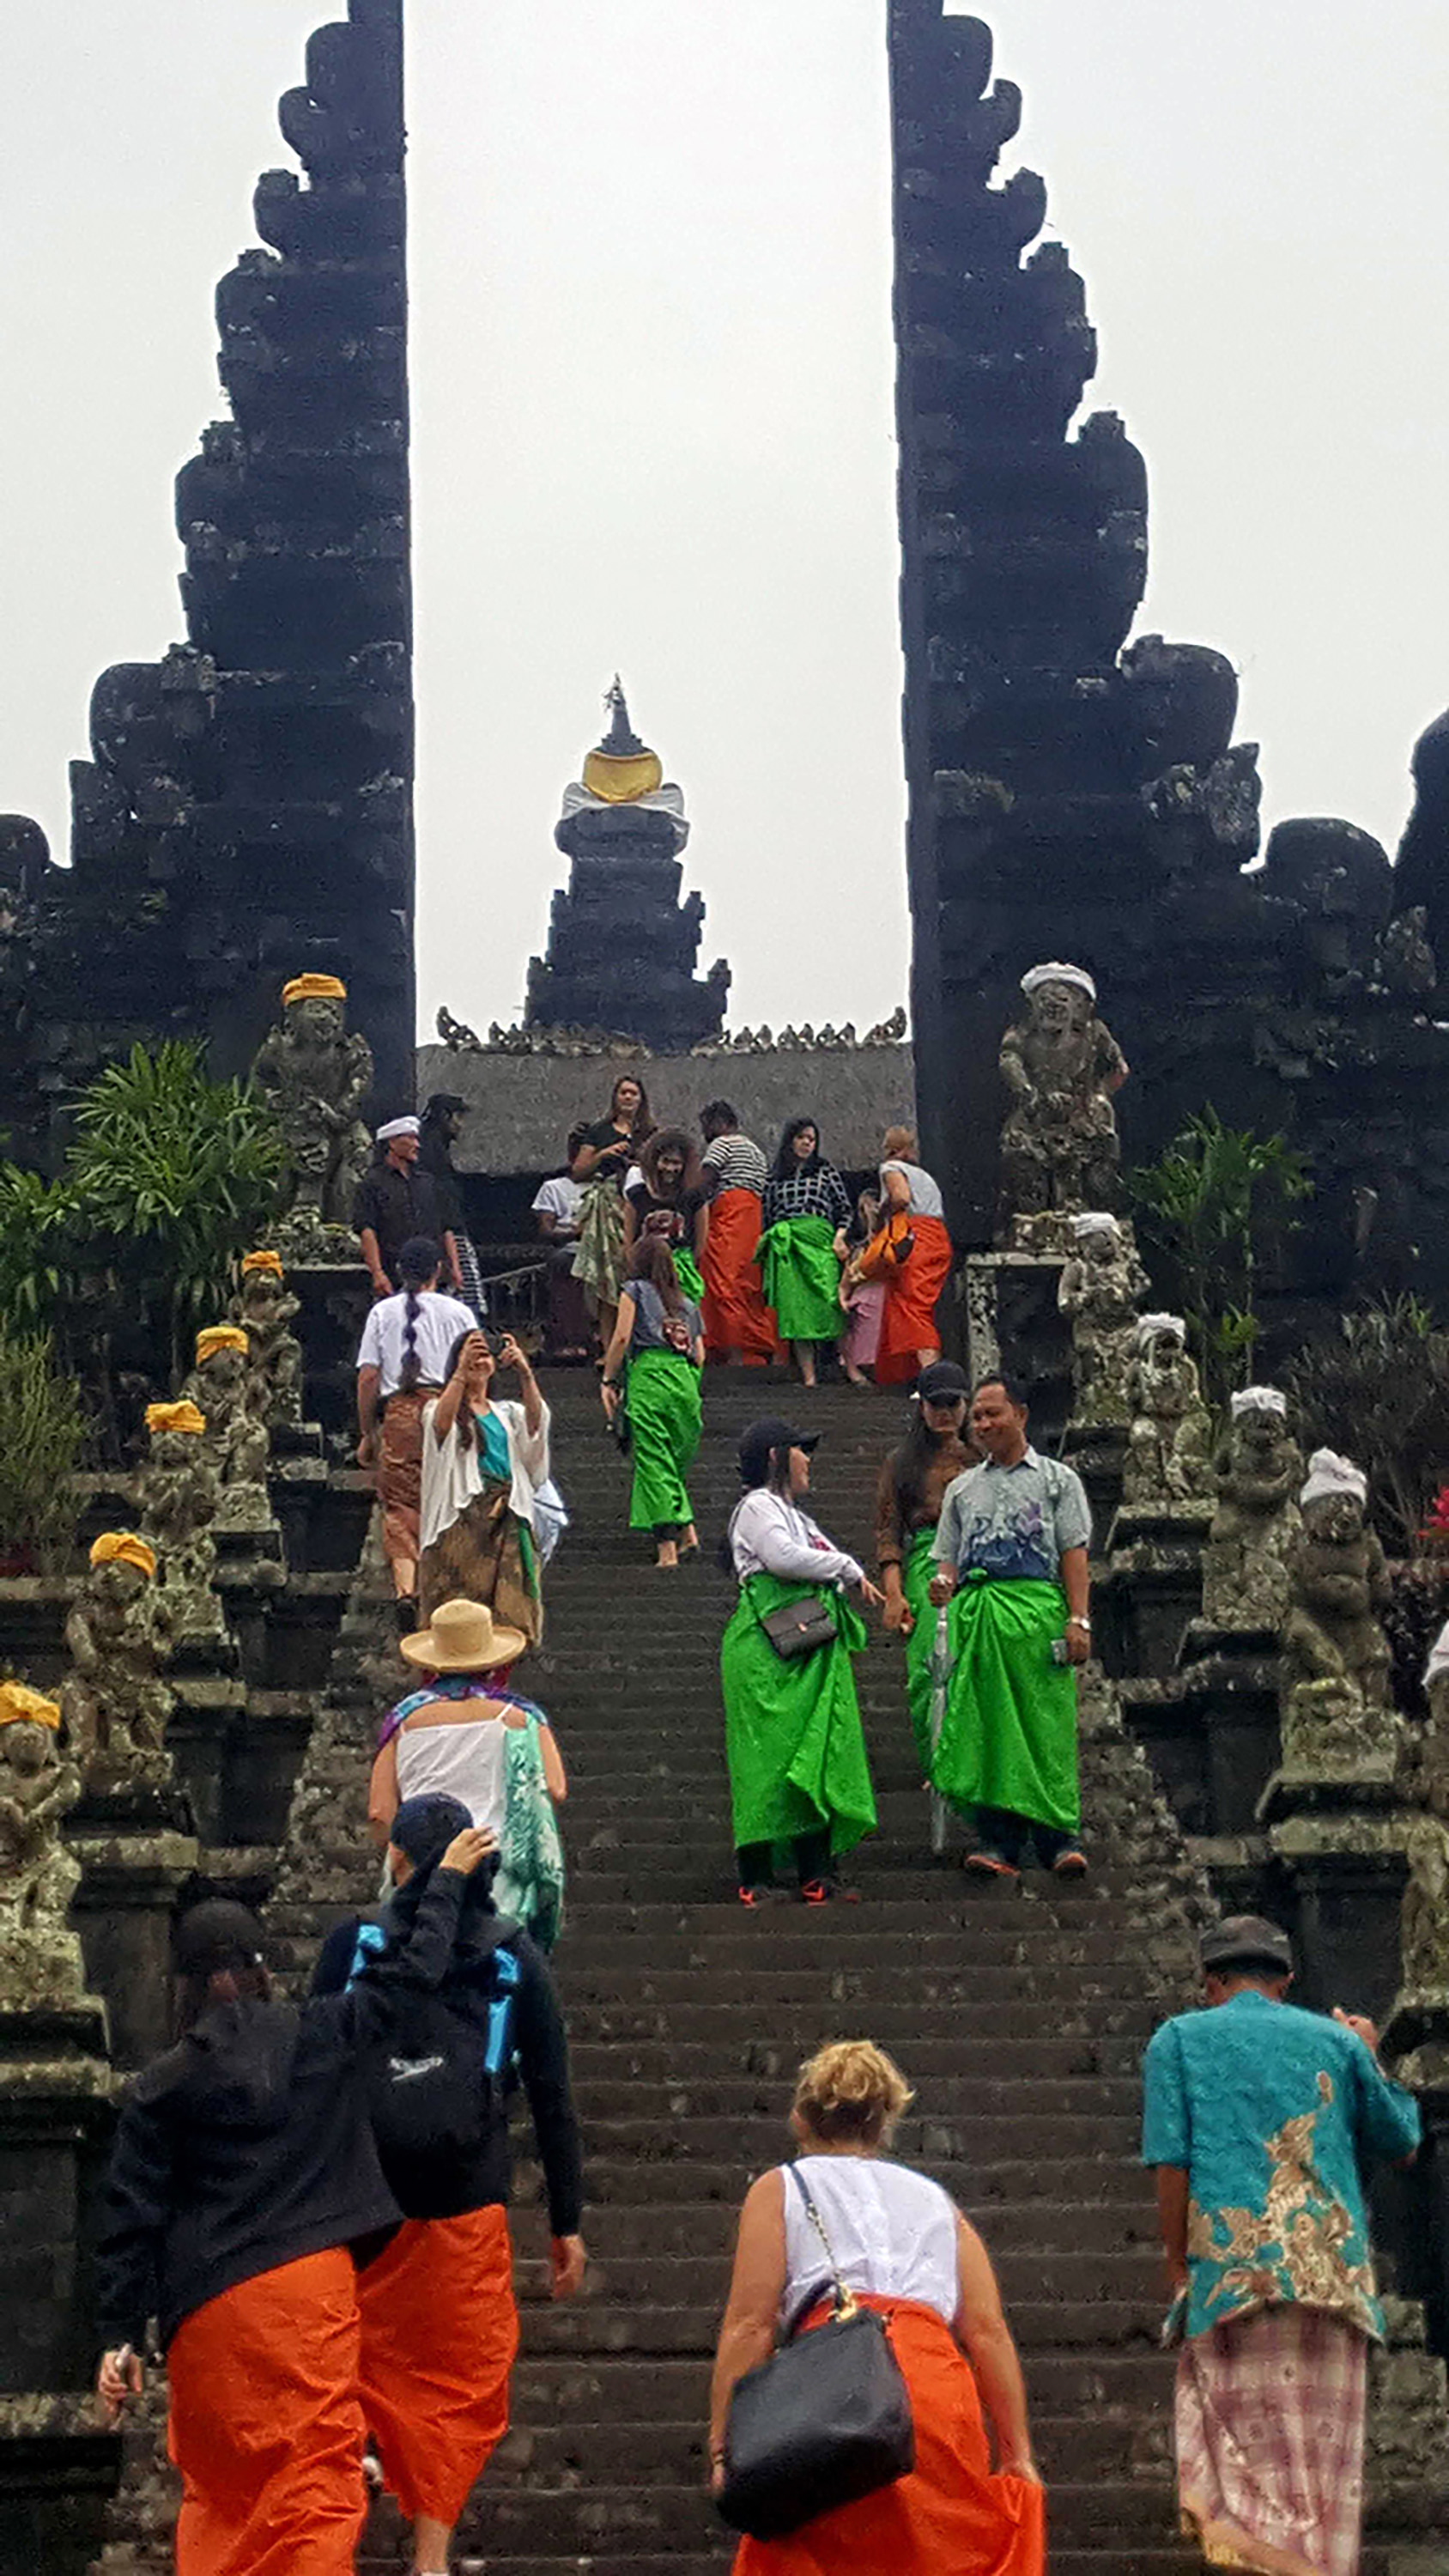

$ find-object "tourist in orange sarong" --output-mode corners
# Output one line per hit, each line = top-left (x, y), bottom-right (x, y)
(700, 1101), (778, 1364)
(94, 1837), (494, 2576)
(873, 1127), (954, 1387)
(710, 2042), (1045, 2576)
(314, 1793), (587, 2576)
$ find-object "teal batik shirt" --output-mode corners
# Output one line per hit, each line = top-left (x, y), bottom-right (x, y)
(1141, 1988), (1422, 2342)
(934, 1447), (1092, 1583)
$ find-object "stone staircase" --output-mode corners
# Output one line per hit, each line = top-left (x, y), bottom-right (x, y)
(94, 1367), (1446, 2573)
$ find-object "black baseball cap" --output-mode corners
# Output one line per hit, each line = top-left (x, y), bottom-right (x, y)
(1200, 1915), (1293, 1977)
(917, 1359), (969, 1401)
(174, 1899), (266, 1979)
(389, 1793), (472, 1866)
(738, 1416), (821, 1485)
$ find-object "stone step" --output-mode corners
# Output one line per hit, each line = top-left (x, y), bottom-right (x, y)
(569, 2073), (1143, 2123)
(518, 2298), (1161, 2355)
(506, 2344), (1180, 2420)
(574, 2113), (1143, 2163)
(537, 2154), (1155, 2211)
(483, 2404), (1168, 2487)
(513, 2245), (1163, 2313)
(567, 2036), (1142, 2085)
(569, 2197), (1157, 2260)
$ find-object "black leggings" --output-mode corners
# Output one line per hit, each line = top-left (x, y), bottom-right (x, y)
(975, 1805), (1078, 1868)
(737, 1830), (831, 1889)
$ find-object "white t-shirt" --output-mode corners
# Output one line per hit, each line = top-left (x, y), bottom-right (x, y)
(727, 1489), (863, 1589)
(781, 2157), (959, 2328)
(355, 1291), (478, 1396)
(880, 1159), (944, 1220)
(533, 1174), (585, 1236)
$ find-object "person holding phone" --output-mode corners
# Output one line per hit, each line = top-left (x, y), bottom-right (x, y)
(570, 1073), (656, 1349)
(94, 1832), (495, 2576)
(417, 1328), (550, 1638)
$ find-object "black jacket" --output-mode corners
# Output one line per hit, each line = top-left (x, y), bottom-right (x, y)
(312, 1898), (584, 2236)
(96, 1867), (474, 2351)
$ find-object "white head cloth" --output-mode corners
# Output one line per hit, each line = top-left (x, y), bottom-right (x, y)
(1300, 1448), (1368, 1510)
(1071, 1211), (1118, 1242)
(375, 1115), (421, 1144)
(1424, 1618), (1449, 1696)
(1137, 1312), (1186, 1352)
(1230, 1385), (1288, 1420)
(1021, 961), (1097, 1003)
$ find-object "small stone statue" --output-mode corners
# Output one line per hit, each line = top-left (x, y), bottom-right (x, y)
(1399, 1814), (1449, 1994)
(1202, 1387), (1304, 1630)
(998, 963), (1130, 1247)
(60, 1533), (173, 1790)
(0, 1682), (87, 2008)
(1123, 1314), (1214, 1507)
(252, 972), (373, 1252)
(1281, 1449), (1392, 1712)
(229, 1249), (304, 1428)
(1419, 1620), (1449, 1822)
(136, 1400), (226, 1644)
(1058, 1212), (1148, 1428)
(1375, 905), (1437, 1003)
(181, 1327), (272, 1532)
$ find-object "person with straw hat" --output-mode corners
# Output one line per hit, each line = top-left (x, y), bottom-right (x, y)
(368, 1598), (567, 1949)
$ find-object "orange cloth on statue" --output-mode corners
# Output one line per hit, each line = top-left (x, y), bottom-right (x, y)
(701, 1188), (779, 1364)
(731, 2295), (1044, 2576)
(166, 2246), (367, 2576)
(358, 2204), (519, 2526)
(874, 1215), (953, 1387)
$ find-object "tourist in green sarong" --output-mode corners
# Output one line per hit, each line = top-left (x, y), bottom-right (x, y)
(624, 1127), (709, 1305)
(759, 1117), (852, 1387)
(929, 1373), (1093, 1880)
(571, 1072), (655, 1351)
(601, 1236), (705, 1569)
(875, 1359), (974, 1772)
(721, 1415), (883, 1906)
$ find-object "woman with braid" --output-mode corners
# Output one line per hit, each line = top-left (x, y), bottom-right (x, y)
(356, 1239), (476, 1628)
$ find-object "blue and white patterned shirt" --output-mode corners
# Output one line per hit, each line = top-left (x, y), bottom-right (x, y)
(934, 1446), (1091, 1583)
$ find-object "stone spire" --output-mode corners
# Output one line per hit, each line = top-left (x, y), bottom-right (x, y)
(524, 683), (730, 1049)
(23, 0), (415, 1126)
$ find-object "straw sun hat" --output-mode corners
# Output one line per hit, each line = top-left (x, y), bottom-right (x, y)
(399, 1596), (526, 1674)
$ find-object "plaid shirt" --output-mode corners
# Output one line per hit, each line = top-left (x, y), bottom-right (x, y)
(762, 1163), (852, 1232)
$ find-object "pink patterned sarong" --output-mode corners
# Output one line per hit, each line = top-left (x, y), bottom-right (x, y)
(1176, 2306), (1367, 2576)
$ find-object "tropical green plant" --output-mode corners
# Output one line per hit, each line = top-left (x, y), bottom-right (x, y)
(0, 1322), (85, 1571)
(1284, 1295), (1449, 1553)
(1129, 1109), (1312, 1409)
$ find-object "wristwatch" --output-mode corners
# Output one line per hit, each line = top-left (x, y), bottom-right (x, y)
(1066, 1615), (1091, 1632)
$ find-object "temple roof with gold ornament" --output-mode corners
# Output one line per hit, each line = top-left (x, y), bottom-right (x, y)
(558, 678), (688, 850)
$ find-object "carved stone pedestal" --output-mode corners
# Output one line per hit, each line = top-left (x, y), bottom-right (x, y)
(0, 2004), (112, 2394)
(1268, 1819), (1412, 2023)
(1173, 1623), (1282, 1835)
(287, 1262), (373, 1436)
(66, 1789), (197, 2071)
(1102, 1503), (1210, 1680)
(962, 1251), (1070, 1446)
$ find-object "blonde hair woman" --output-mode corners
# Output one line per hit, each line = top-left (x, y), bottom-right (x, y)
(709, 2041), (1043, 2574)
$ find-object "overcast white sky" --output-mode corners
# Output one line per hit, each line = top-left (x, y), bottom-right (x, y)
(3, 3), (1446, 1039)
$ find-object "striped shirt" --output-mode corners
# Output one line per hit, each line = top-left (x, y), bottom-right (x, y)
(703, 1133), (768, 1196)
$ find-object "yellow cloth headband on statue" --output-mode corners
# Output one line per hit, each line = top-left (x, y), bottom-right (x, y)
(241, 1249), (284, 1278)
(0, 1680), (62, 1732)
(195, 1326), (248, 1364)
(90, 1532), (157, 1582)
(282, 973), (347, 1006)
(145, 1400), (207, 1437)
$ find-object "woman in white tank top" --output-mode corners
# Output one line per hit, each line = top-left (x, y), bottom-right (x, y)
(709, 2041), (1044, 2574)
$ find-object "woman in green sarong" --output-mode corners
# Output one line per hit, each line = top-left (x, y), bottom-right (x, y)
(875, 1359), (974, 1772)
(623, 1127), (709, 1304)
(601, 1237), (705, 1569)
(720, 1415), (884, 1905)
(758, 1116), (853, 1387)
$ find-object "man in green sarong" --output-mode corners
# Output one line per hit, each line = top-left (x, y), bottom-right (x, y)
(929, 1373), (1092, 1880)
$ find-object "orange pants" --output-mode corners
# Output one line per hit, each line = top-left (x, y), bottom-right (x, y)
(702, 1188), (779, 1364)
(167, 2246), (366, 2576)
(875, 1216), (953, 1385)
(358, 2203), (519, 2526)
(731, 2295), (1044, 2576)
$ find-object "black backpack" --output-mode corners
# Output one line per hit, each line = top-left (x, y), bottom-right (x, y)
(354, 1919), (521, 2167)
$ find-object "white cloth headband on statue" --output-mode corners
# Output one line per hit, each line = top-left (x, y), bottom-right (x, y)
(1230, 1385), (1288, 1419)
(1424, 1618), (1449, 1696)
(1070, 1212), (1118, 1241)
(1137, 1312), (1185, 1350)
(1300, 1448), (1367, 1509)
(375, 1116), (421, 1143)
(1021, 961), (1097, 1002)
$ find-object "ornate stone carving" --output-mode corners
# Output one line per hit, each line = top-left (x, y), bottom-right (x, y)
(998, 963), (1129, 1250)
(252, 973), (373, 1257)
(136, 1401), (226, 1646)
(1399, 1814), (1449, 1994)
(181, 1327), (272, 1533)
(1123, 1314), (1213, 1508)
(59, 1534), (173, 1791)
(229, 1250), (304, 1429)
(1201, 1388), (1303, 1631)
(1282, 1451), (1393, 1710)
(1058, 1212), (1147, 1428)
(0, 1684), (87, 2008)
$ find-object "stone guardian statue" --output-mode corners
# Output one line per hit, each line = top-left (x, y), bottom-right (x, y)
(60, 1533), (174, 1791)
(1201, 1387), (1303, 1631)
(1058, 1212), (1148, 1428)
(136, 1399), (226, 1647)
(229, 1248), (305, 1429)
(1123, 1314), (1214, 1508)
(0, 1681), (88, 2008)
(181, 1327), (272, 1533)
(252, 971), (373, 1256)
(1279, 1451), (1395, 1781)
(998, 962), (1129, 1249)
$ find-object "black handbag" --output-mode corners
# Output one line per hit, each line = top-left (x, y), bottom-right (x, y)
(717, 2166), (915, 2540)
(756, 1592), (838, 1660)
